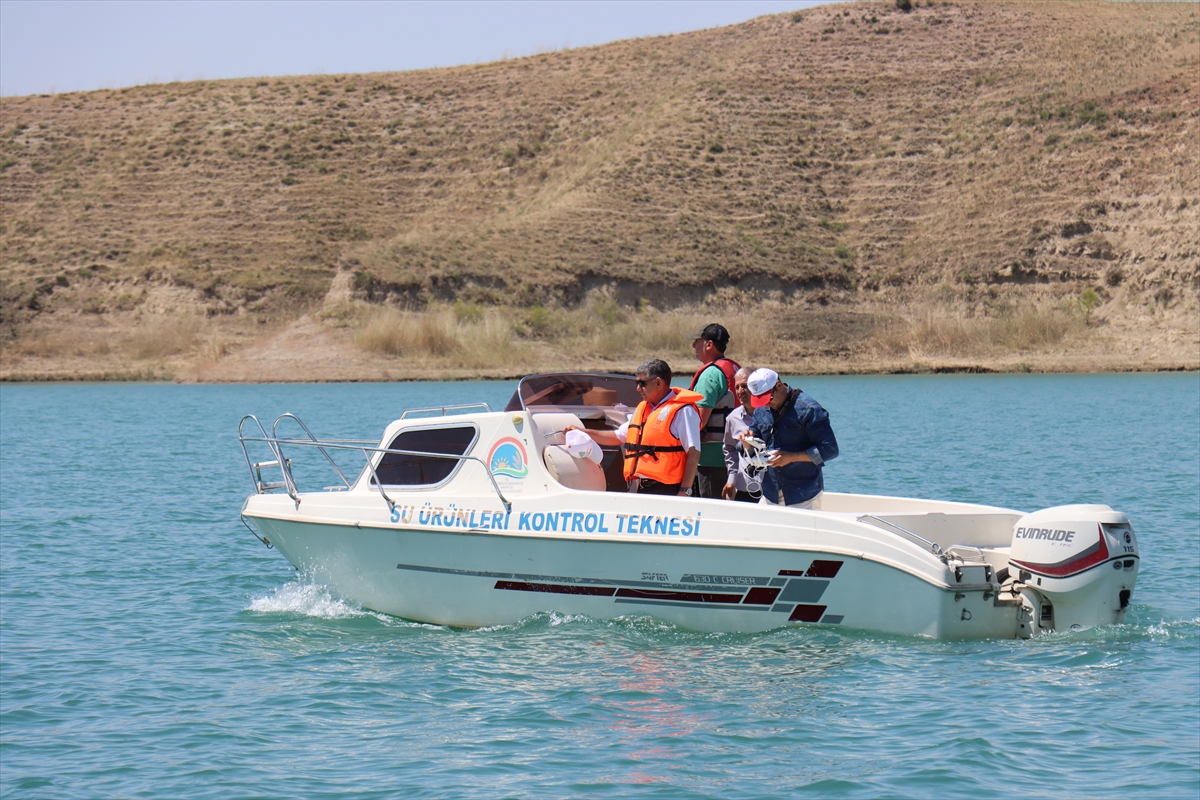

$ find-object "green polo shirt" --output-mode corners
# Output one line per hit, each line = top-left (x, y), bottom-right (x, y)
(692, 365), (729, 468)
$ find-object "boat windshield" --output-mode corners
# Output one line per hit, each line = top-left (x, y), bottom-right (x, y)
(504, 373), (640, 412)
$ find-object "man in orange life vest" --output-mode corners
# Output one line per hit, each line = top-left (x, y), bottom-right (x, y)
(567, 359), (703, 496)
(687, 323), (741, 498)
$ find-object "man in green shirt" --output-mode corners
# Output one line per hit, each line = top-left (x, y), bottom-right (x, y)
(686, 323), (741, 498)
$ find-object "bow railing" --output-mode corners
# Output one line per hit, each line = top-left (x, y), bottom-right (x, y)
(238, 414), (512, 513)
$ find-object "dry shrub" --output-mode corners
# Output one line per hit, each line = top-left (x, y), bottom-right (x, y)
(635, 310), (708, 356)
(356, 307), (456, 356)
(8, 319), (204, 362)
(197, 334), (231, 363)
(455, 309), (532, 368)
(128, 315), (203, 360)
(11, 328), (144, 359)
(350, 299), (794, 374)
(874, 307), (1086, 358)
(540, 300), (701, 365)
(575, 306), (779, 368)
(719, 315), (779, 367)
(354, 305), (532, 368)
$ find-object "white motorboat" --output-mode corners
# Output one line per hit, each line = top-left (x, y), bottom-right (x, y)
(238, 373), (1139, 639)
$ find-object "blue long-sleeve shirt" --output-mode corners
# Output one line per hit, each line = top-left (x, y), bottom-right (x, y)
(749, 388), (839, 505)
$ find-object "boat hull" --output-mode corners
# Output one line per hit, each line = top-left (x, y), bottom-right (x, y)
(247, 512), (1021, 638)
(239, 399), (1135, 639)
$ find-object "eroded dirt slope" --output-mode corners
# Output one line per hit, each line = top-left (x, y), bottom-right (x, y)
(1, 0), (1196, 380)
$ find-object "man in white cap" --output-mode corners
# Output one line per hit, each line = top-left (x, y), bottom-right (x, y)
(742, 368), (839, 510)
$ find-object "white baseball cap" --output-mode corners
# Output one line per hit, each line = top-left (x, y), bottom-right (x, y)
(564, 428), (604, 464)
(747, 368), (779, 408)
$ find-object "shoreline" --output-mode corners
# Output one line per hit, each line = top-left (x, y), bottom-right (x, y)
(4, 359), (1196, 384)
(5, 296), (1197, 384)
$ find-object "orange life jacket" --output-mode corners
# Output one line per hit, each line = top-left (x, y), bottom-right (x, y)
(623, 388), (704, 484)
(688, 357), (741, 443)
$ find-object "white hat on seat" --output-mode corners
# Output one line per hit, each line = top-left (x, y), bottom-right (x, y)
(564, 428), (604, 464)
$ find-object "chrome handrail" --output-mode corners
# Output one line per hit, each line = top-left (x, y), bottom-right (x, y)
(399, 403), (492, 419)
(239, 422), (512, 513)
(945, 545), (986, 563)
(858, 514), (946, 560)
(272, 413), (352, 490)
(361, 445), (395, 511)
(239, 415), (292, 499)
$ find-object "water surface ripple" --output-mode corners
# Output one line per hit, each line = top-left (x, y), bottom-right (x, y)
(1, 375), (1197, 798)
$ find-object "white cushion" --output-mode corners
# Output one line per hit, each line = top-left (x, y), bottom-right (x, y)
(543, 445), (607, 491)
(529, 412), (586, 447)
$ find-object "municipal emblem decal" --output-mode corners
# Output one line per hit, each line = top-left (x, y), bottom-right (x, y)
(488, 437), (529, 479)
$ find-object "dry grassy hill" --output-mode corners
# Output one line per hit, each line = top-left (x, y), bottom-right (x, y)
(1, 0), (1197, 381)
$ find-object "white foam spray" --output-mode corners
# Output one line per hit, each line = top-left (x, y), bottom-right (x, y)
(246, 580), (367, 619)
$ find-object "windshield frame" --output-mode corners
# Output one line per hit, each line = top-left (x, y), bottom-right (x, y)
(504, 372), (641, 413)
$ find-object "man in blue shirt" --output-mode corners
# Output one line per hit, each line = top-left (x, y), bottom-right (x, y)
(744, 368), (839, 510)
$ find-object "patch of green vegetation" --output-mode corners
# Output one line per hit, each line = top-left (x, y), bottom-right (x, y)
(354, 271), (376, 292)
(1073, 101), (1108, 129)
(593, 297), (625, 326)
(524, 304), (554, 336)
(453, 299), (483, 323)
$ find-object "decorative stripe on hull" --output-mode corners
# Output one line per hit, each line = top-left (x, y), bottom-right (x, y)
(395, 561), (848, 624)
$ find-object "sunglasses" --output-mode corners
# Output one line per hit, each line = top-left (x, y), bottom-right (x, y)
(635, 378), (658, 388)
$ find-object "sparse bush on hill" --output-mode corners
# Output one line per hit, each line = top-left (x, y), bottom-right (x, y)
(875, 306), (1087, 359)
(351, 300), (791, 373)
(1068, 289), (1102, 321)
(355, 307), (457, 358)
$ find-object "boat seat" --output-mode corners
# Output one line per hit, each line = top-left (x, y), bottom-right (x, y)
(543, 445), (606, 491)
(531, 411), (608, 491)
(529, 412), (585, 449)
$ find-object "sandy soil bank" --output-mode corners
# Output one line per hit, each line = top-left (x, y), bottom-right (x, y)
(3, 306), (1195, 383)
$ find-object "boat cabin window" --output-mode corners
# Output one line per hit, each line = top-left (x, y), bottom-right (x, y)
(372, 425), (477, 486)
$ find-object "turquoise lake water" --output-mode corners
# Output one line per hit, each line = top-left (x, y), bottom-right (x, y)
(1, 374), (1197, 799)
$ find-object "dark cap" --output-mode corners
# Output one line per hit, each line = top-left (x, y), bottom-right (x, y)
(686, 323), (730, 352)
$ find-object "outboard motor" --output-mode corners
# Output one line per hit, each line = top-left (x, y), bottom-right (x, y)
(1008, 504), (1138, 633)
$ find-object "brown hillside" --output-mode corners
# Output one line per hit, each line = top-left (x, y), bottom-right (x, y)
(1, 0), (1197, 381)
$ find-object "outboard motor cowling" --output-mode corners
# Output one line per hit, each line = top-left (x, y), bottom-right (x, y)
(1009, 504), (1138, 632)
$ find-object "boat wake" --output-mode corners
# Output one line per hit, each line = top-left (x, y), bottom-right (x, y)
(245, 579), (450, 629)
(246, 580), (370, 620)
(1143, 616), (1200, 640)
(475, 610), (768, 641)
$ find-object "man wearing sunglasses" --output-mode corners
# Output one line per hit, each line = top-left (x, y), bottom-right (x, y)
(567, 359), (703, 496)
